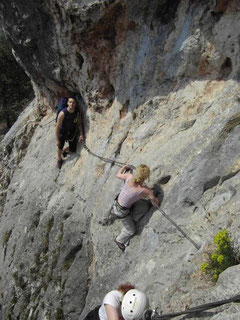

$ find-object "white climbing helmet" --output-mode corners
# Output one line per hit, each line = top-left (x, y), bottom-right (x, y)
(121, 289), (149, 320)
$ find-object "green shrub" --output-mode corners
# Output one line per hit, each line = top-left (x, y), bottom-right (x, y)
(200, 229), (239, 281)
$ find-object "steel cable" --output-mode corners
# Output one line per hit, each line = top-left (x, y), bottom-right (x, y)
(157, 207), (200, 250)
(146, 294), (240, 319)
(82, 143), (136, 169)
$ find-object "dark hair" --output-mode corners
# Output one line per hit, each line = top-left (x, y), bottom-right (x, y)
(68, 96), (76, 101)
(117, 283), (135, 294)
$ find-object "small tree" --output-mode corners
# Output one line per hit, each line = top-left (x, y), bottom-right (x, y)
(201, 229), (239, 281)
(0, 36), (32, 129)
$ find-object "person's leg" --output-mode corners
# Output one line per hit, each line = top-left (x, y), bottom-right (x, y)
(116, 215), (136, 246)
(57, 135), (65, 168)
(57, 147), (63, 161)
(69, 134), (78, 153)
(113, 203), (129, 219)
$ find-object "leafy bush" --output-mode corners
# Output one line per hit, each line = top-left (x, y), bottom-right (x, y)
(200, 229), (239, 281)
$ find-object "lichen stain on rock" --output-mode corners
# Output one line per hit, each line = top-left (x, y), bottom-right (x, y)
(71, 3), (130, 109)
(199, 44), (215, 77)
(75, 3), (127, 73)
(216, 0), (236, 12)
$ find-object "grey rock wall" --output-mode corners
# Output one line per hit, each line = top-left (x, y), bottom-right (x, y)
(0, 0), (240, 319)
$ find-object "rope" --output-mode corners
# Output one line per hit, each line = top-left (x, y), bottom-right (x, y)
(146, 294), (240, 319)
(157, 207), (200, 250)
(82, 143), (136, 169)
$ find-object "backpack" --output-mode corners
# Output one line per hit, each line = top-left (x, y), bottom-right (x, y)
(56, 97), (68, 122)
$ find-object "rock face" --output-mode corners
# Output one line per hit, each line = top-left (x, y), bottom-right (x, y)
(0, 0), (240, 319)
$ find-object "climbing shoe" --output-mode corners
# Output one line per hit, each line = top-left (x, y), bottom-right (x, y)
(114, 239), (125, 251)
(57, 159), (63, 169)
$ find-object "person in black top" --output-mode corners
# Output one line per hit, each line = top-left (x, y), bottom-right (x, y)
(56, 97), (84, 169)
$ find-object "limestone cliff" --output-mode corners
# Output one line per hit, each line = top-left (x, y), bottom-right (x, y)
(0, 0), (240, 319)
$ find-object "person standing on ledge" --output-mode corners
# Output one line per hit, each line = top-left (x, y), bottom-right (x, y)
(56, 97), (84, 169)
(113, 164), (159, 250)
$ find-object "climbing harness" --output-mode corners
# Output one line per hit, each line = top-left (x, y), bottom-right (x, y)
(113, 199), (130, 219)
(82, 143), (136, 169)
(157, 206), (200, 250)
(143, 294), (240, 319)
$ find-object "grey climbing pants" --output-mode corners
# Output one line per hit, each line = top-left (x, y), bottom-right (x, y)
(115, 199), (151, 246)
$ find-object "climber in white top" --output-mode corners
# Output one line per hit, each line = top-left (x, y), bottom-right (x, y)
(98, 284), (149, 320)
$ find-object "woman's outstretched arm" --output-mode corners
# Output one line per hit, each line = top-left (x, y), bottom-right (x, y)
(116, 165), (133, 181)
(143, 188), (159, 207)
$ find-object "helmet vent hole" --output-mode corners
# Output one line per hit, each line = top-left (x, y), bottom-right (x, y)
(130, 301), (132, 304)
(130, 310), (133, 313)
(133, 294), (136, 296)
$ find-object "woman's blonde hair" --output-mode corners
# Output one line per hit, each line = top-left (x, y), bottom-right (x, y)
(131, 164), (150, 185)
